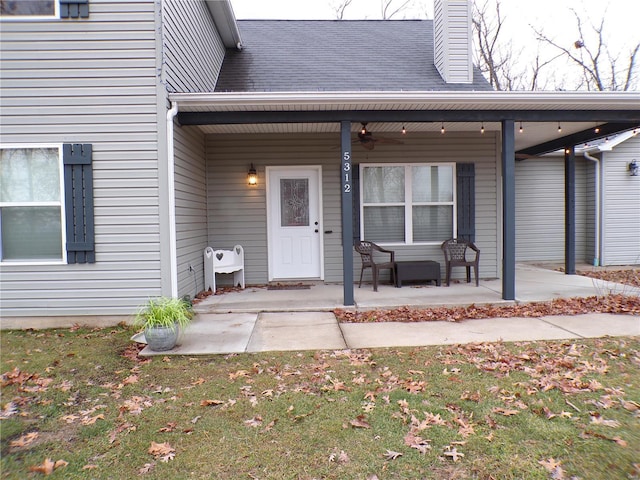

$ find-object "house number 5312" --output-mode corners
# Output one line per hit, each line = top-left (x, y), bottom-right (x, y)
(343, 152), (351, 193)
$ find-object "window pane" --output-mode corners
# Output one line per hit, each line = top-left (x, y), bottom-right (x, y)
(280, 178), (309, 226)
(0, 148), (60, 202)
(413, 206), (453, 242)
(1, 207), (62, 260)
(0, 0), (55, 15)
(412, 165), (453, 202)
(363, 206), (404, 243)
(363, 166), (404, 203)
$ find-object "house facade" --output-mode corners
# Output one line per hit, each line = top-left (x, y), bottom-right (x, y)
(1, 0), (639, 327)
(516, 132), (640, 266)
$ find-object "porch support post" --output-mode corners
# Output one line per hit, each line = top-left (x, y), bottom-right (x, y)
(501, 119), (516, 300)
(340, 120), (354, 306)
(564, 146), (576, 274)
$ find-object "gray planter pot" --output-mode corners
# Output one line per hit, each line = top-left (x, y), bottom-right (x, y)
(144, 324), (179, 351)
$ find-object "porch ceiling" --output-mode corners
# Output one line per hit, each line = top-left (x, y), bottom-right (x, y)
(169, 91), (640, 153)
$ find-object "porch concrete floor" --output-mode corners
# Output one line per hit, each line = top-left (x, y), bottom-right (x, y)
(138, 264), (639, 356)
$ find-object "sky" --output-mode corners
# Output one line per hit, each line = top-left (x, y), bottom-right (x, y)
(229, 0), (640, 89)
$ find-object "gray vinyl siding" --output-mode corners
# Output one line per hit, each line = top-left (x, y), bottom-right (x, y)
(205, 132), (499, 285)
(601, 137), (640, 265)
(0, 0), (163, 317)
(174, 124), (209, 299)
(515, 157), (588, 262)
(162, 0), (225, 93)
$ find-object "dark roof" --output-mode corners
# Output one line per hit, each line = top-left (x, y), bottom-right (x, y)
(214, 20), (493, 92)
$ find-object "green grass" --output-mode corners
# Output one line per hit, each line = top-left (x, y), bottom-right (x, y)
(1, 326), (639, 479)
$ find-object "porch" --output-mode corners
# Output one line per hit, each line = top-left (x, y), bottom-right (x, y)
(138, 263), (638, 356)
(193, 263), (628, 313)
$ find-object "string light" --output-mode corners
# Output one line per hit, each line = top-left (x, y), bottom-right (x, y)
(401, 125), (406, 135)
(360, 124), (367, 135)
(480, 122), (485, 134)
(519, 122), (524, 133)
(441, 122), (445, 134)
(594, 124), (600, 134)
(558, 123), (562, 133)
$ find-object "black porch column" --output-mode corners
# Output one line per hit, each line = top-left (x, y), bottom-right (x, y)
(502, 119), (516, 300)
(341, 120), (354, 305)
(564, 146), (576, 275)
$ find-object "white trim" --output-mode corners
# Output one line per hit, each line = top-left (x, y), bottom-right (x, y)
(359, 162), (456, 246)
(166, 103), (179, 297)
(169, 91), (640, 110)
(0, 0), (60, 20)
(0, 143), (67, 264)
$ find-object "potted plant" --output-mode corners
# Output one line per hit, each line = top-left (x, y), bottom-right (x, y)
(134, 296), (194, 351)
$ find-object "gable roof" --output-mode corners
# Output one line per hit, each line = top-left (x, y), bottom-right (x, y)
(214, 20), (492, 93)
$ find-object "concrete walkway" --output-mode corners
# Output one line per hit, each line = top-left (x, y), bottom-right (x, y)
(137, 264), (639, 356)
(139, 311), (639, 356)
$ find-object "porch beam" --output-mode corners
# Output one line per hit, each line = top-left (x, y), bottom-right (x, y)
(341, 120), (354, 306)
(516, 122), (640, 157)
(502, 119), (516, 301)
(565, 147), (576, 275)
(177, 111), (640, 125)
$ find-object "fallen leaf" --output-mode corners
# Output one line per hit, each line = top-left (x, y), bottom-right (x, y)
(244, 416), (263, 428)
(492, 407), (519, 416)
(383, 449), (403, 460)
(138, 462), (155, 475)
(28, 458), (67, 475)
(590, 413), (621, 427)
(349, 415), (371, 429)
(9, 431), (38, 448)
(191, 378), (206, 385)
(443, 446), (465, 462)
(82, 464), (98, 470)
(200, 399), (224, 407)
(538, 458), (565, 479)
(148, 441), (175, 458)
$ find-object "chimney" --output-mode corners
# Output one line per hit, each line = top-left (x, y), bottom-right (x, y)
(433, 0), (473, 84)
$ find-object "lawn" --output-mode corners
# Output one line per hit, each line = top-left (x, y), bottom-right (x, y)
(1, 326), (639, 479)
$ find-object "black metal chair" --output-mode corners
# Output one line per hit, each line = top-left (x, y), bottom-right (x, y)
(441, 238), (480, 286)
(354, 241), (396, 291)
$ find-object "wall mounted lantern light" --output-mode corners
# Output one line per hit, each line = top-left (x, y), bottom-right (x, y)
(629, 159), (639, 177)
(247, 164), (258, 186)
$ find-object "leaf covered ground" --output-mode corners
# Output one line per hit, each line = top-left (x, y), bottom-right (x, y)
(1, 327), (639, 479)
(334, 294), (639, 323)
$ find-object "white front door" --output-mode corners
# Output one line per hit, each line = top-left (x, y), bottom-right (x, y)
(267, 166), (323, 280)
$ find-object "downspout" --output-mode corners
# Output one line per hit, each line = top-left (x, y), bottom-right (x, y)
(167, 102), (179, 297)
(583, 151), (601, 266)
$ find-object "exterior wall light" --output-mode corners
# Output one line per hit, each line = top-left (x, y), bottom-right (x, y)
(629, 160), (639, 177)
(247, 164), (258, 186)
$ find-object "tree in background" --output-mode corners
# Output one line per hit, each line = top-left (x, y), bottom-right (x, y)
(533, 9), (639, 91)
(328, 0), (638, 91)
(472, 0), (638, 91)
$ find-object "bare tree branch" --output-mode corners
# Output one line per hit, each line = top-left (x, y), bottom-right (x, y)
(330, 0), (353, 20)
(381, 0), (412, 20)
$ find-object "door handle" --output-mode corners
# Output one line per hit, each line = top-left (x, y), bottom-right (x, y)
(324, 230), (333, 234)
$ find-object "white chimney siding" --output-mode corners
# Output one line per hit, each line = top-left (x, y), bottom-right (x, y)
(434, 0), (473, 84)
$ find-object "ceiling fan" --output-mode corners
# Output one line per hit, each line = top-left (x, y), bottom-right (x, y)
(355, 123), (404, 150)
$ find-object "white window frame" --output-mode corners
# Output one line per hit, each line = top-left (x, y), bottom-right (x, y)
(0, 143), (67, 265)
(0, 0), (60, 20)
(359, 162), (457, 246)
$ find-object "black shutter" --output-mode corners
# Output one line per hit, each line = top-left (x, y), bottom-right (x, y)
(352, 164), (360, 245)
(60, 0), (89, 18)
(456, 163), (475, 242)
(63, 144), (95, 264)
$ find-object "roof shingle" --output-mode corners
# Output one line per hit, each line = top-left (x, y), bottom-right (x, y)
(215, 20), (493, 93)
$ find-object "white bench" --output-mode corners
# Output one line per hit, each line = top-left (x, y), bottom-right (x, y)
(204, 245), (245, 293)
